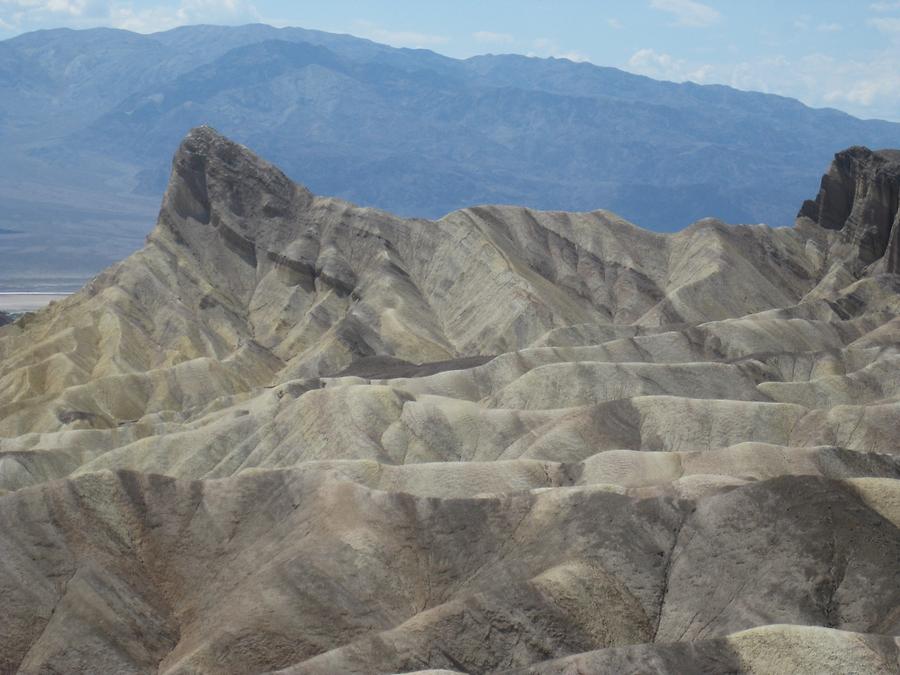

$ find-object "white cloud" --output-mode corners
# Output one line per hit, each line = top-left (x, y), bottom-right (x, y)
(870, 1), (900, 11)
(628, 47), (676, 72)
(870, 16), (900, 33)
(528, 36), (588, 62)
(649, 0), (720, 27)
(625, 47), (900, 121)
(826, 81), (892, 107)
(0, 0), (98, 16)
(111, 0), (259, 33)
(352, 20), (448, 49)
(472, 30), (513, 44)
(820, 53), (900, 109)
(0, 0), (100, 33)
(627, 48), (713, 82)
(795, 17), (841, 33)
(44, 0), (85, 15)
(0, 0), (260, 34)
(556, 51), (588, 62)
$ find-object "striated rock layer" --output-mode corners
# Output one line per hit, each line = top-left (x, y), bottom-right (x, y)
(1, 128), (899, 674)
(799, 146), (900, 273)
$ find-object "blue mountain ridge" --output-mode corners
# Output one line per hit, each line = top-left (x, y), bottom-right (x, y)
(1, 23), (898, 286)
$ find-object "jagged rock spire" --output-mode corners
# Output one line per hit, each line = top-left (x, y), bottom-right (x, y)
(799, 146), (900, 272)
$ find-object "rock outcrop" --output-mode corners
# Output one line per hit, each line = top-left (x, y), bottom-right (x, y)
(799, 146), (900, 272)
(0, 128), (898, 674)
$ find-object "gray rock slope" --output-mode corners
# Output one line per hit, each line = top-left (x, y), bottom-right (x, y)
(0, 128), (899, 673)
(800, 146), (900, 272)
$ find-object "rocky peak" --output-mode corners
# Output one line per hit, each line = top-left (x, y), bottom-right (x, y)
(148, 126), (319, 304)
(160, 126), (312, 244)
(799, 146), (900, 272)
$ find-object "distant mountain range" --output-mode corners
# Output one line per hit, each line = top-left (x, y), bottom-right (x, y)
(1, 23), (899, 288)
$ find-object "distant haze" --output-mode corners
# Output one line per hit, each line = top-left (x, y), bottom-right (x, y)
(0, 23), (899, 289)
(0, 294), (68, 313)
(1, 1), (898, 122)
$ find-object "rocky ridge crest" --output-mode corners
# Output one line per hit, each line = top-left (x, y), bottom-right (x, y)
(799, 146), (900, 272)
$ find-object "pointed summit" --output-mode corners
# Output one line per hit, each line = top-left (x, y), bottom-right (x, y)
(149, 128), (317, 304)
(799, 146), (900, 272)
(162, 126), (311, 234)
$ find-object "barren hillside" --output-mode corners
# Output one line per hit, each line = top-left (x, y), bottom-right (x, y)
(1, 128), (898, 674)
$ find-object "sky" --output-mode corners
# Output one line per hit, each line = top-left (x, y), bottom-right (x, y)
(1, 0), (899, 121)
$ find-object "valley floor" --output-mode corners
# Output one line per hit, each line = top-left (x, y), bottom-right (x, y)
(0, 293), (70, 313)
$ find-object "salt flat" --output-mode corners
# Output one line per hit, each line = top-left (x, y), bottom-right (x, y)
(0, 293), (69, 313)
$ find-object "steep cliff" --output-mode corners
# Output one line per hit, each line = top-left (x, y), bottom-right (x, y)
(799, 146), (900, 272)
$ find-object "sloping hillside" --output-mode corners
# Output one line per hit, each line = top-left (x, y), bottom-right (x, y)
(0, 128), (898, 674)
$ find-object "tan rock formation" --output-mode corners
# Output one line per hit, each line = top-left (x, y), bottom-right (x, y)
(1, 128), (898, 673)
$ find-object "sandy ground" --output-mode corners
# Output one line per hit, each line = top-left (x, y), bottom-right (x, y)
(0, 293), (68, 313)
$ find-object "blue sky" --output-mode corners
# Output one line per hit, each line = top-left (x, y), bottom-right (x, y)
(2, 0), (899, 121)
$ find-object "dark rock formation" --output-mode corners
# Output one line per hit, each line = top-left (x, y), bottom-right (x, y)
(799, 146), (900, 271)
(0, 311), (10, 327)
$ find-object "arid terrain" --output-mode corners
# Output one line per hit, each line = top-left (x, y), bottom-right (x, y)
(0, 128), (898, 674)
(4, 24), (900, 290)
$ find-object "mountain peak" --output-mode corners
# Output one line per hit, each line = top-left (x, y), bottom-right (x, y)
(179, 124), (230, 149)
(146, 126), (318, 305)
(798, 144), (900, 272)
(161, 126), (312, 237)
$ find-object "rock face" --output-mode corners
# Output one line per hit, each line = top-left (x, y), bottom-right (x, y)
(799, 146), (900, 272)
(1, 128), (899, 674)
(0, 311), (10, 327)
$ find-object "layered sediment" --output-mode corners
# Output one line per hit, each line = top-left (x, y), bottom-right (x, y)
(1, 130), (898, 674)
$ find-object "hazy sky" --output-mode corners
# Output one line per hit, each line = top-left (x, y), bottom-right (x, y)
(2, 0), (899, 121)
